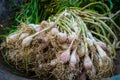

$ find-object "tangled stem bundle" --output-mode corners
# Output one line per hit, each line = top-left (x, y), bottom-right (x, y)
(1, 5), (120, 80)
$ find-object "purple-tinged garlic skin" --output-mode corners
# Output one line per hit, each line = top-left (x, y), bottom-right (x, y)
(51, 28), (59, 36)
(67, 33), (75, 43)
(70, 47), (80, 70)
(49, 22), (56, 28)
(59, 49), (71, 63)
(29, 24), (36, 29)
(91, 65), (96, 76)
(80, 72), (86, 80)
(7, 33), (19, 43)
(40, 21), (48, 27)
(97, 41), (107, 51)
(22, 35), (33, 47)
(84, 55), (93, 70)
(35, 25), (43, 32)
(57, 32), (67, 43)
(19, 33), (30, 40)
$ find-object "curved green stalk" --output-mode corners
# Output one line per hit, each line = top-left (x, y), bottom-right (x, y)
(83, 19), (106, 37)
(55, 10), (67, 23)
(97, 17), (120, 31)
(71, 11), (89, 53)
(96, 19), (118, 41)
(111, 10), (120, 18)
(59, 19), (72, 32)
(57, 22), (69, 33)
(80, 2), (110, 15)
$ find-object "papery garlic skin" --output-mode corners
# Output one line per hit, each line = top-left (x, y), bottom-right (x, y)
(19, 33), (30, 40)
(59, 49), (71, 63)
(51, 28), (59, 36)
(7, 33), (19, 43)
(70, 47), (80, 70)
(57, 32), (67, 43)
(22, 35), (33, 47)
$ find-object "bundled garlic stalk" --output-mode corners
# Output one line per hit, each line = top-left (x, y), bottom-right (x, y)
(2, 8), (118, 80)
(87, 31), (113, 76)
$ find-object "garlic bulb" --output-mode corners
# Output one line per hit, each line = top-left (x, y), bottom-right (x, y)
(40, 21), (48, 27)
(29, 24), (37, 29)
(67, 32), (76, 43)
(51, 28), (59, 36)
(97, 41), (107, 51)
(59, 49), (71, 63)
(84, 54), (93, 70)
(29, 24), (42, 32)
(7, 33), (19, 43)
(22, 35), (33, 47)
(35, 25), (43, 32)
(57, 32), (67, 43)
(49, 22), (56, 28)
(70, 47), (80, 70)
(19, 33), (30, 40)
